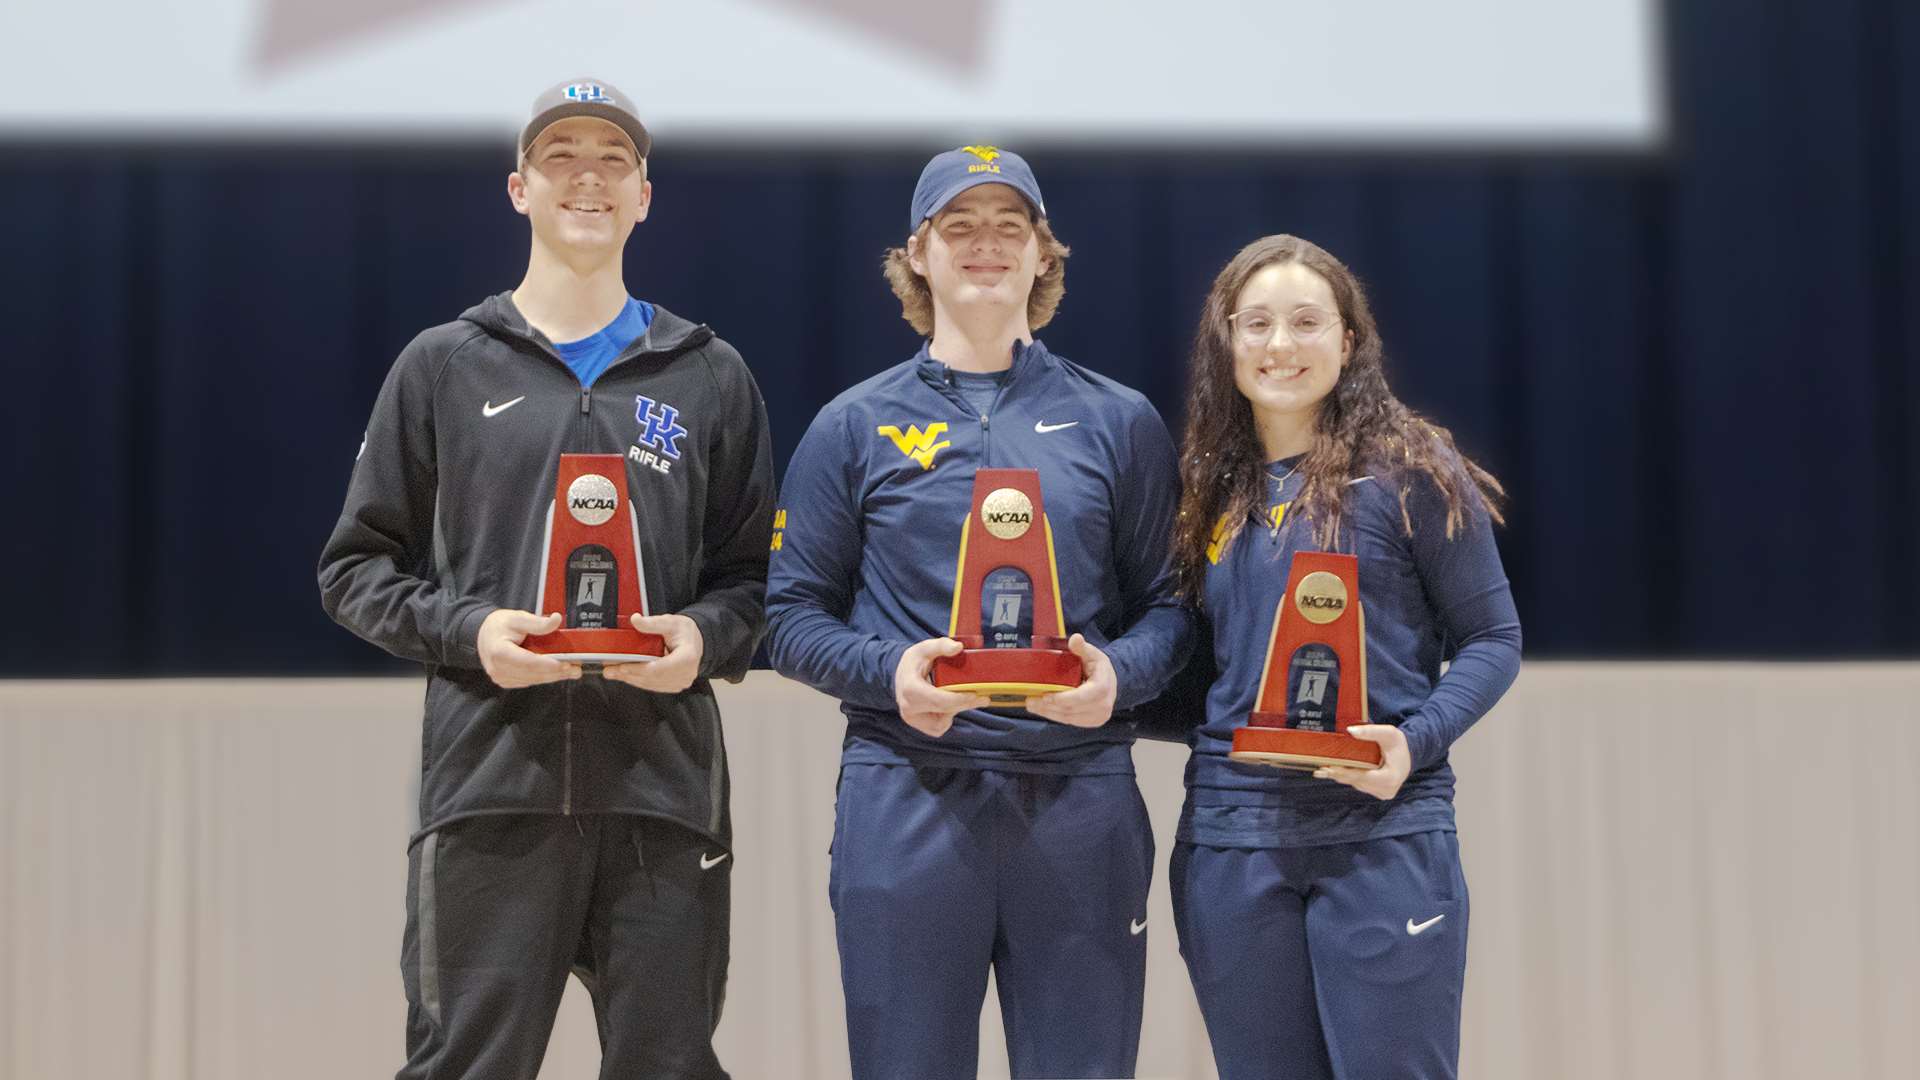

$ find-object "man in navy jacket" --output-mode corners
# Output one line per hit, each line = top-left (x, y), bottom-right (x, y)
(766, 146), (1189, 1080)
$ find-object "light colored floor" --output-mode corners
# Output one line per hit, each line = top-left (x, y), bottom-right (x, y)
(5, 664), (1918, 1079)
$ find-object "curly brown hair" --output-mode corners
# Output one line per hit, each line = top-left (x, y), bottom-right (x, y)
(1172, 234), (1505, 600)
(881, 215), (1071, 337)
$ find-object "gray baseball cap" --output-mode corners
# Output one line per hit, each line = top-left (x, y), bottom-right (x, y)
(519, 79), (651, 161)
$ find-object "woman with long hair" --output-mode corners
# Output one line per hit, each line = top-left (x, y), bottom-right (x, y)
(1169, 234), (1522, 1079)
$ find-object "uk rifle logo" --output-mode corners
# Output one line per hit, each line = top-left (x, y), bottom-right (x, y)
(631, 395), (688, 475)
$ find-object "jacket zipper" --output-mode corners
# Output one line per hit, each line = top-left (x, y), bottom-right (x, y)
(568, 382), (587, 815)
(513, 318), (711, 819)
(563, 681), (574, 815)
(934, 360), (1020, 466)
(982, 374), (1017, 463)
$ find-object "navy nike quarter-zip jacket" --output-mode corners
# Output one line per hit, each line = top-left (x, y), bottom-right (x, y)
(766, 339), (1191, 774)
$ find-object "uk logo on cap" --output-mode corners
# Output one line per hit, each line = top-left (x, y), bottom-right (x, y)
(565, 83), (611, 104)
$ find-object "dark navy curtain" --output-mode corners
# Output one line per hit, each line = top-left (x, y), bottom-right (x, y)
(2, 0), (1915, 674)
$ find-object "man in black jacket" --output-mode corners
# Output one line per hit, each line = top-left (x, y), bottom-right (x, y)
(318, 78), (772, 1080)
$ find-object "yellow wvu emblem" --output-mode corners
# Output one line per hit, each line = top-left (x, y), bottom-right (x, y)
(1205, 503), (1287, 564)
(960, 145), (1000, 163)
(877, 423), (951, 470)
(769, 509), (787, 552)
(1205, 514), (1234, 564)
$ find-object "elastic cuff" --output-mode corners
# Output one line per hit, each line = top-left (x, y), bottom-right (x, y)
(450, 604), (497, 668)
(1401, 720), (1441, 772)
(1108, 654), (1144, 711)
(683, 608), (720, 679)
(876, 641), (911, 709)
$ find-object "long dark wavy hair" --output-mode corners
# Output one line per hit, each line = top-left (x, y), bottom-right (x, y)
(1173, 234), (1505, 600)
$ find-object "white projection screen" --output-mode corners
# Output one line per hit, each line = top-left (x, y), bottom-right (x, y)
(1, 0), (1664, 145)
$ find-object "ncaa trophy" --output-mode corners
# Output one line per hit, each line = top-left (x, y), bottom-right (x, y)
(1230, 551), (1383, 769)
(523, 453), (665, 665)
(931, 468), (1083, 703)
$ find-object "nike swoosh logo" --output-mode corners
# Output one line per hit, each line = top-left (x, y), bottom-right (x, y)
(699, 852), (730, 870)
(1130, 918), (1148, 936)
(1407, 914), (1445, 935)
(481, 396), (526, 418)
(1034, 420), (1078, 434)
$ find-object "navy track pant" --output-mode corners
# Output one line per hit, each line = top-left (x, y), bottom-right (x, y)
(1171, 830), (1469, 1080)
(398, 813), (732, 1080)
(830, 763), (1153, 1080)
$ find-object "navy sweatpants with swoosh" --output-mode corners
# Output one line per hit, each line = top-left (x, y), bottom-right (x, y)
(398, 813), (732, 1080)
(829, 763), (1154, 1080)
(1170, 830), (1470, 1080)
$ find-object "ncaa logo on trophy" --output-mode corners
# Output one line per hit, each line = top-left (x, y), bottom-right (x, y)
(567, 473), (619, 525)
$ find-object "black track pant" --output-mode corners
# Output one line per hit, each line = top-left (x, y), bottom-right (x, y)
(398, 813), (731, 1080)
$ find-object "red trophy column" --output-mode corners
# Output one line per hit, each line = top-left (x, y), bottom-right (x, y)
(1230, 551), (1383, 769)
(931, 468), (1083, 702)
(523, 453), (665, 664)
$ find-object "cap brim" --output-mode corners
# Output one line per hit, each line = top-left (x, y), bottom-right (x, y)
(519, 107), (651, 160)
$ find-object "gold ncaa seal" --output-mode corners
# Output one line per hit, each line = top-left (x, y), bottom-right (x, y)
(981, 487), (1035, 540)
(1294, 570), (1348, 625)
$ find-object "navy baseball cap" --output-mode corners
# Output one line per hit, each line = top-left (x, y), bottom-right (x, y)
(520, 79), (651, 161)
(908, 145), (1046, 233)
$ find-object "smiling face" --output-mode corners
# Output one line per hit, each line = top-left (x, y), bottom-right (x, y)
(908, 183), (1047, 324)
(1230, 261), (1354, 437)
(508, 116), (651, 259)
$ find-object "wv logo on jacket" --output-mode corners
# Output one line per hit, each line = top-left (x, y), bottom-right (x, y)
(631, 395), (688, 476)
(877, 423), (950, 470)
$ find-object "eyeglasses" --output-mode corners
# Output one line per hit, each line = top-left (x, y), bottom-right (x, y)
(1227, 307), (1342, 349)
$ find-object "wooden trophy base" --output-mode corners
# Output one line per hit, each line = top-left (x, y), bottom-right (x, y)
(524, 627), (665, 665)
(933, 638), (1083, 702)
(1229, 715), (1383, 771)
